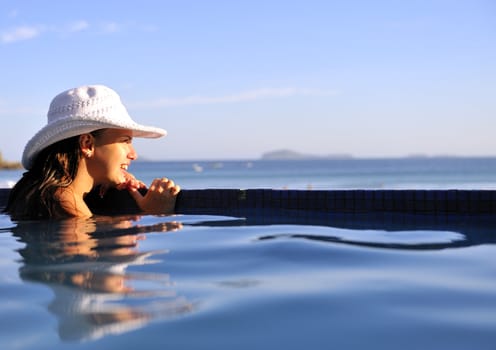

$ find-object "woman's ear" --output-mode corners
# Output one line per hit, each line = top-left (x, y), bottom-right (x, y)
(79, 134), (95, 158)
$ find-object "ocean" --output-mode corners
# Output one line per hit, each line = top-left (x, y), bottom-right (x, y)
(1, 158), (496, 349)
(3, 157), (496, 190)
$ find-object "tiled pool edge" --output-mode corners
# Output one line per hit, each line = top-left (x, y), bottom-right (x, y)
(175, 189), (496, 215)
(2, 188), (496, 215)
(3, 188), (496, 248)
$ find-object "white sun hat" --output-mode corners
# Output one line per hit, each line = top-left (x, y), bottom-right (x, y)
(22, 84), (167, 169)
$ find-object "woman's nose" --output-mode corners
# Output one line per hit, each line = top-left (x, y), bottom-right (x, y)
(128, 145), (138, 160)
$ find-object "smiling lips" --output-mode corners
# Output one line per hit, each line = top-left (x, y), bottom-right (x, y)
(120, 164), (130, 182)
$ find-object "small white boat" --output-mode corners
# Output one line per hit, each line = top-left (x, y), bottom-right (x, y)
(192, 163), (203, 173)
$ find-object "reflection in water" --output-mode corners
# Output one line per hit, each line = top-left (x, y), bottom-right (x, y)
(257, 230), (469, 250)
(13, 215), (193, 342)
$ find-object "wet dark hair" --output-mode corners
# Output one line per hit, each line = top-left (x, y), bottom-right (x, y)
(5, 130), (104, 220)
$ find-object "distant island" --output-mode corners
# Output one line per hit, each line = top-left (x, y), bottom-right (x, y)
(259, 150), (494, 160)
(261, 149), (353, 160)
(0, 152), (22, 169)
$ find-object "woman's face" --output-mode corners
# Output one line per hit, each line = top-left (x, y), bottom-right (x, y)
(89, 128), (138, 186)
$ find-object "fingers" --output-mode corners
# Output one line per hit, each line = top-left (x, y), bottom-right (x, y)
(171, 184), (181, 195)
(149, 178), (180, 194)
(115, 170), (141, 191)
(130, 177), (180, 215)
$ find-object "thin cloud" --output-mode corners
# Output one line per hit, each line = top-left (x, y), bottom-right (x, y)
(0, 21), (89, 43)
(99, 21), (153, 33)
(0, 20), (127, 44)
(138, 88), (339, 108)
(67, 20), (89, 32)
(1, 25), (42, 43)
(101, 21), (120, 33)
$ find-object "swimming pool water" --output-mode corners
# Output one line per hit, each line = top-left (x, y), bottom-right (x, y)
(0, 210), (495, 350)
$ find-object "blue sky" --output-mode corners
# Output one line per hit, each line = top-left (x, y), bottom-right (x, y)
(0, 0), (495, 161)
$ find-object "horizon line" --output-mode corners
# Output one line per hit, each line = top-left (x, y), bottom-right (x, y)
(136, 155), (496, 162)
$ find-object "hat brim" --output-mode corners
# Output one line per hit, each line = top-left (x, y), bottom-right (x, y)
(22, 119), (166, 169)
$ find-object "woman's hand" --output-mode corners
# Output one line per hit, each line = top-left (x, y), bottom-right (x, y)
(128, 177), (181, 215)
(116, 171), (147, 191)
(98, 170), (146, 198)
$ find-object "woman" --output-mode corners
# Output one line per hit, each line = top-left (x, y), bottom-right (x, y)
(5, 84), (180, 220)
